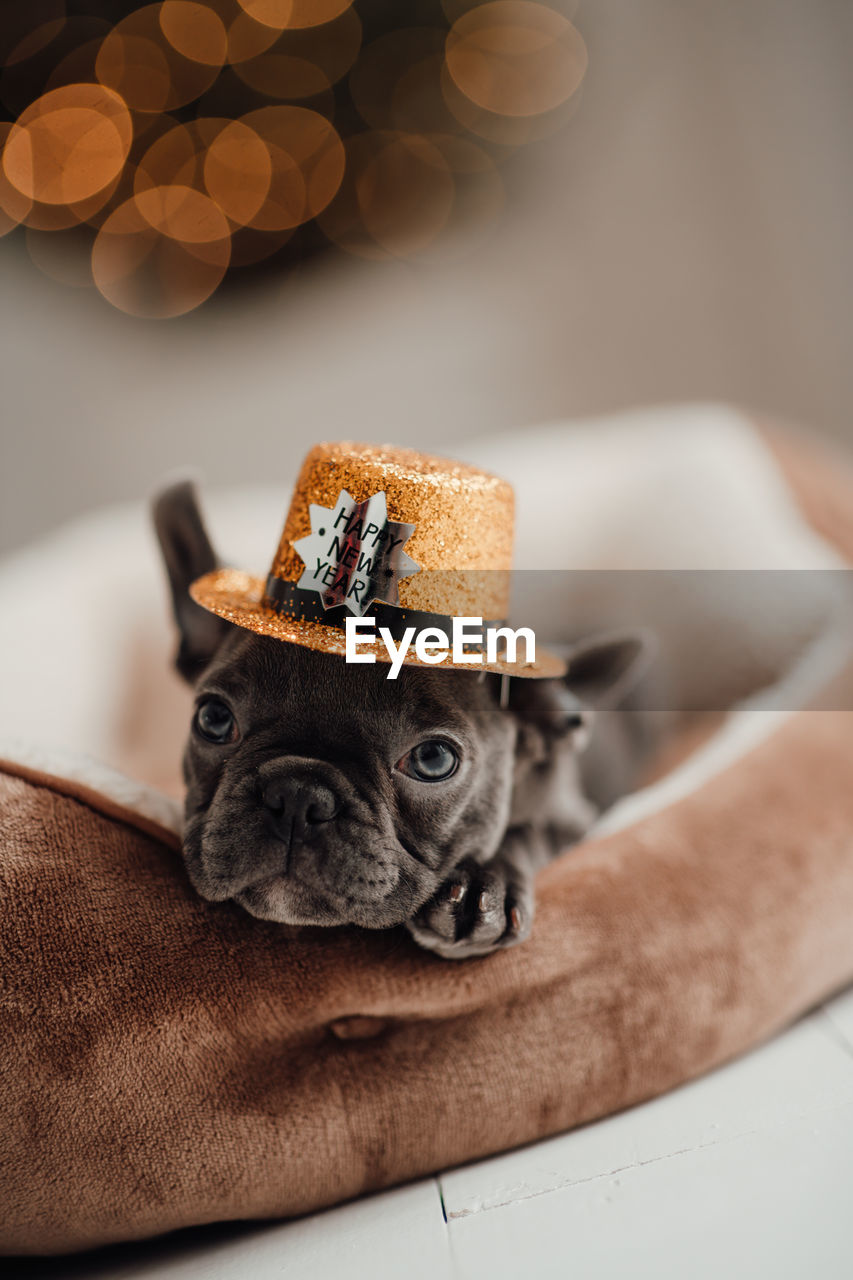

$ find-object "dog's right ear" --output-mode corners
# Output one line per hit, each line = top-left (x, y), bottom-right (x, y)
(152, 481), (231, 682)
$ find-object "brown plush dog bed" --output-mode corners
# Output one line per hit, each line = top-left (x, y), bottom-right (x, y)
(2, 429), (853, 1256)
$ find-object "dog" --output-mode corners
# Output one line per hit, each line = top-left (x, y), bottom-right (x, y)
(154, 481), (655, 959)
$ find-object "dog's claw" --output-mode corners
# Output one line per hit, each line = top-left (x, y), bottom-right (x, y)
(406, 854), (533, 960)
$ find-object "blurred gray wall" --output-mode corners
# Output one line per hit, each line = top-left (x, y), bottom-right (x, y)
(2, 0), (852, 554)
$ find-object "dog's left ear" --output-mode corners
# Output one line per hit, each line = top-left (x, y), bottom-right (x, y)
(152, 480), (231, 682)
(506, 629), (655, 741)
(564, 629), (655, 709)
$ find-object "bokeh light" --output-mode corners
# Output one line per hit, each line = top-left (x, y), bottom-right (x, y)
(440, 51), (582, 148)
(92, 184), (231, 317)
(242, 105), (343, 226)
(350, 28), (451, 133)
(236, 1), (353, 32)
(445, 2), (588, 119)
(356, 131), (455, 257)
(3, 83), (132, 205)
(440, 0), (580, 21)
(159, 3), (229, 68)
(96, 5), (224, 113)
(233, 5), (361, 100)
(0, 122), (32, 236)
(203, 119), (272, 224)
(135, 119), (203, 194)
(45, 21), (113, 95)
(0, 1), (587, 317)
(13, 173), (124, 232)
(318, 129), (455, 261)
(223, 6), (282, 64)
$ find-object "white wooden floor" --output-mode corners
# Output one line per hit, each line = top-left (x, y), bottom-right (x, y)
(34, 985), (853, 1280)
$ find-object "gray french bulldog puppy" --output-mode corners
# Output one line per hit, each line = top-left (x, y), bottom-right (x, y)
(154, 482), (656, 959)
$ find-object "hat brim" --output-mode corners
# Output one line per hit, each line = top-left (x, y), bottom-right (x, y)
(190, 569), (567, 680)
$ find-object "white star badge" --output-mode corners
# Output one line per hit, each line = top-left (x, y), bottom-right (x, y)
(292, 489), (420, 616)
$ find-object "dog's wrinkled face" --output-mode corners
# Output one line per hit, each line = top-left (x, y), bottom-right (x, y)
(182, 627), (517, 927)
(154, 480), (652, 937)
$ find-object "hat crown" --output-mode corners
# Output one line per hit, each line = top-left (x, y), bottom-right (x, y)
(269, 442), (514, 619)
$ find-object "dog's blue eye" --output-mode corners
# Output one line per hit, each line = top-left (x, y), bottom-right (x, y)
(194, 698), (237, 745)
(398, 740), (458, 782)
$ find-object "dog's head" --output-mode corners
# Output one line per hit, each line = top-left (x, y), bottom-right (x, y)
(154, 482), (649, 929)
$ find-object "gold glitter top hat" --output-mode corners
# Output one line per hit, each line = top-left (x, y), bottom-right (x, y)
(190, 442), (566, 678)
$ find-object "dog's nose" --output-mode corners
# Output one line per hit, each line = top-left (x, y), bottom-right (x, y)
(262, 776), (339, 831)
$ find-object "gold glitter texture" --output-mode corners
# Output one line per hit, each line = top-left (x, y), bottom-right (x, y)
(272, 440), (514, 618)
(190, 440), (566, 678)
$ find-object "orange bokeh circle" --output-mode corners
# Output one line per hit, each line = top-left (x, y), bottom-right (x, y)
(135, 182), (230, 243)
(45, 23), (114, 95)
(5, 109), (124, 205)
(226, 10), (281, 63)
(96, 4), (223, 113)
(317, 132), (393, 262)
(3, 83), (131, 206)
(96, 33), (172, 114)
(319, 129), (454, 261)
(135, 119), (205, 194)
(350, 28), (450, 133)
(135, 116), (277, 232)
(439, 53), (581, 147)
(159, 2), (228, 67)
(138, 112), (305, 233)
(441, 0), (580, 18)
(356, 131), (454, 257)
(234, 51), (333, 100)
(14, 168), (125, 232)
(233, 4), (361, 100)
(0, 122), (33, 235)
(92, 184), (231, 318)
(203, 119), (272, 226)
(241, 105), (344, 228)
(236, 0), (352, 32)
(445, 1), (587, 118)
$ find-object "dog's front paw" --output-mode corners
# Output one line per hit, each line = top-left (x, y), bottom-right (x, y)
(406, 856), (533, 960)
